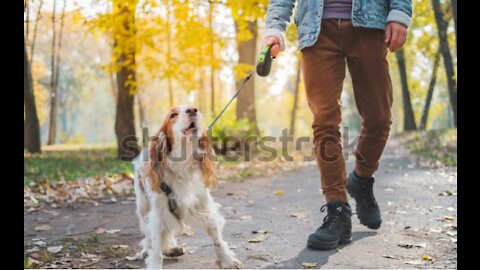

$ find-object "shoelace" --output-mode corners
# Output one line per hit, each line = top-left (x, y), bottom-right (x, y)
(319, 204), (340, 230)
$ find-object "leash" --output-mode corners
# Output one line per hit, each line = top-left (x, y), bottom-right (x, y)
(160, 182), (180, 220)
(208, 72), (252, 130)
(207, 45), (273, 130)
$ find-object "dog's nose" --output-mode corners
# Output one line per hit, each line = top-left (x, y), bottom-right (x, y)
(186, 108), (197, 117)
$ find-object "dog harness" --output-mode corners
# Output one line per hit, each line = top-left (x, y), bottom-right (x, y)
(160, 182), (180, 220)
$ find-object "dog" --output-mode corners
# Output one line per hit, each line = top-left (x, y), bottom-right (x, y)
(131, 105), (242, 269)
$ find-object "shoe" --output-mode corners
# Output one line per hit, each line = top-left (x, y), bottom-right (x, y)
(307, 201), (352, 250)
(347, 171), (382, 229)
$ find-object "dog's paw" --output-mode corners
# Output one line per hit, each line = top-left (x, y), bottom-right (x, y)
(163, 247), (185, 257)
(215, 257), (243, 269)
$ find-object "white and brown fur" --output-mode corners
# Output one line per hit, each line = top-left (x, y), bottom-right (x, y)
(131, 105), (242, 269)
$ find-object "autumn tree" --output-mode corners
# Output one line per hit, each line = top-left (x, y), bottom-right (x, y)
(396, 49), (417, 131)
(24, 38), (42, 153)
(432, 0), (457, 127)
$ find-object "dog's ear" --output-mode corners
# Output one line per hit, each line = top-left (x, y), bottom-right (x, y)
(145, 131), (169, 193)
(198, 130), (218, 189)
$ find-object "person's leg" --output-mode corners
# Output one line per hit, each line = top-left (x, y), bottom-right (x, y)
(344, 22), (393, 178)
(343, 20), (393, 229)
(303, 19), (352, 250)
(302, 19), (348, 204)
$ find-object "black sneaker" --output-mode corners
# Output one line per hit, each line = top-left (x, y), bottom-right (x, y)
(307, 201), (352, 250)
(347, 171), (382, 229)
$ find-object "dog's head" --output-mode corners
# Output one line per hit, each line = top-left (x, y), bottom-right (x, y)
(145, 105), (217, 192)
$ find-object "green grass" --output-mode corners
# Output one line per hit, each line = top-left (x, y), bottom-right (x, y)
(24, 144), (134, 186)
(396, 128), (457, 167)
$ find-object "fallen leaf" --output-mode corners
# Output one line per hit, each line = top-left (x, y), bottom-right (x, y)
(446, 207), (455, 212)
(422, 254), (434, 261)
(125, 255), (138, 261)
(27, 246), (40, 253)
(403, 226), (411, 230)
(239, 215), (252, 220)
(95, 228), (106, 234)
(443, 216), (455, 221)
(106, 229), (121, 234)
(35, 224), (52, 231)
(382, 255), (399, 260)
(274, 189), (285, 195)
(405, 260), (422, 265)
(398, 242), (426, 249)
(33, 240), (47, 247)
(290, 213), (306, 218)
(446, 230), (457, 237)
(252, 230), (268, 234)
(47, 245), (63, 254)
(429, 228), (442, 233)
(112, 245), (129, 249)
(439, 190), (453, 196)
(302, 262), (317, 268)
(248, 238), (262, 243)
(27, 257), (41, 268)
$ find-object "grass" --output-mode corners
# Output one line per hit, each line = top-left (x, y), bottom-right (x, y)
(396, 128), (457, 167)
(24, 144), (134, 186)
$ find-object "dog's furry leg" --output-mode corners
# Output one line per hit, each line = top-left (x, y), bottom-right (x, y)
(201, 196), (242, 269)
(145, 204), (164, 269)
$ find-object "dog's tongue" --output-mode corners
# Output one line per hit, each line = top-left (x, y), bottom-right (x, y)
(182, 128), (195, 136)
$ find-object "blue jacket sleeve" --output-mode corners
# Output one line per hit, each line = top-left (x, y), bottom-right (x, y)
(264, 0), (296, 51)
(387, 0), (413, 27)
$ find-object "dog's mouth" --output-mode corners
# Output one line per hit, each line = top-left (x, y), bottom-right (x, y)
(182, 122), (197, 136)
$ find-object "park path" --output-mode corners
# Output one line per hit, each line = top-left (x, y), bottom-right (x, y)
(24, 138), (457, 269)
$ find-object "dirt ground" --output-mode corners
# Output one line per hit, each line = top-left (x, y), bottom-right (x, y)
(24, 138), (457, 269)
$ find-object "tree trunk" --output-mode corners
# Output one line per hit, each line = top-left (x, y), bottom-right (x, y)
(24, 38), (41, 153)
(234, 20), (259, 134)
(432, 0), (457, 127)
(209, 2), (216, 116)
(289, 57), (302, 137)
(451, 0), (457, 37)
(47, 0), (57, 145)
(25, 0), (30, 41)
(30, 0), (44, 62)
(420, 49), (441, 130)
(137, 92), (147, 127)
(114, 1), (139, 160)
(395, 49), (417, 131)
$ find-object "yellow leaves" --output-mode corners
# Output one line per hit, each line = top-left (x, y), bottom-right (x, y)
(234, 63), (254, 80)
(273, 189), (284, 195)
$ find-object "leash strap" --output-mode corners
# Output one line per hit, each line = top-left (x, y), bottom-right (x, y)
(208, 73), (252, 130)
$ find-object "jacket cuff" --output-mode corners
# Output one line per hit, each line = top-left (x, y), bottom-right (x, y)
(264, 28), (286, 51)
(386, 9), (411, 28)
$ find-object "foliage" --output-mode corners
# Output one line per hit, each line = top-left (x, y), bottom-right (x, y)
(397, 128), (457, 167)
(24, 145), (133, 186)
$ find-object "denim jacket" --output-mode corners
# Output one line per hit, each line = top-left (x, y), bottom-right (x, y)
(265, 0), (412, 51)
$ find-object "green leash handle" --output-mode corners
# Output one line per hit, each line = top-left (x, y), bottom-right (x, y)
(256, 45), (274, 77)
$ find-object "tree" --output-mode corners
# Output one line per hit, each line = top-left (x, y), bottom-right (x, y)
(289, 57), (301, 136)
(228, 0), (269, 134)
(113, 0), (139, 160)
(432, 0), (457, 127)
(396, 49), (417, 131)
(24, 37), (42, 153)
(30, 0), (44, 62)
(420, 49), (441, 130)
(47, 0), (58, 145)
(451, 0), (457, 36)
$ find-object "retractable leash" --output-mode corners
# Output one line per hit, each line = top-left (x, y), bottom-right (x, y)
(208, 45), (275, 130)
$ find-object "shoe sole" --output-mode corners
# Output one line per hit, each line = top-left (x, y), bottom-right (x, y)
(347, 188), (382, 230)
(307, 236), (352, 250)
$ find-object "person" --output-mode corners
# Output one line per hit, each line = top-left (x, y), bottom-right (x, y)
(263, 0), (412, 250)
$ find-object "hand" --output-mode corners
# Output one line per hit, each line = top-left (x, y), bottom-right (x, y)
(385, 22), (408, 52)
(262, 36), (281, 57)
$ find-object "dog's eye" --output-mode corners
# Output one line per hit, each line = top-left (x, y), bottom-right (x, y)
(170, 113), (178, 119)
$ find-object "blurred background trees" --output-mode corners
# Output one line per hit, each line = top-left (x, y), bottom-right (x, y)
(24, 0), (457, 157)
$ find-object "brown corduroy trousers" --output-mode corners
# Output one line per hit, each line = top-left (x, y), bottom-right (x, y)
(301, 19), (393, 203)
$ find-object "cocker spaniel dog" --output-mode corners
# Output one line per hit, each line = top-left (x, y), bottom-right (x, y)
(131, 105), (242, 269)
